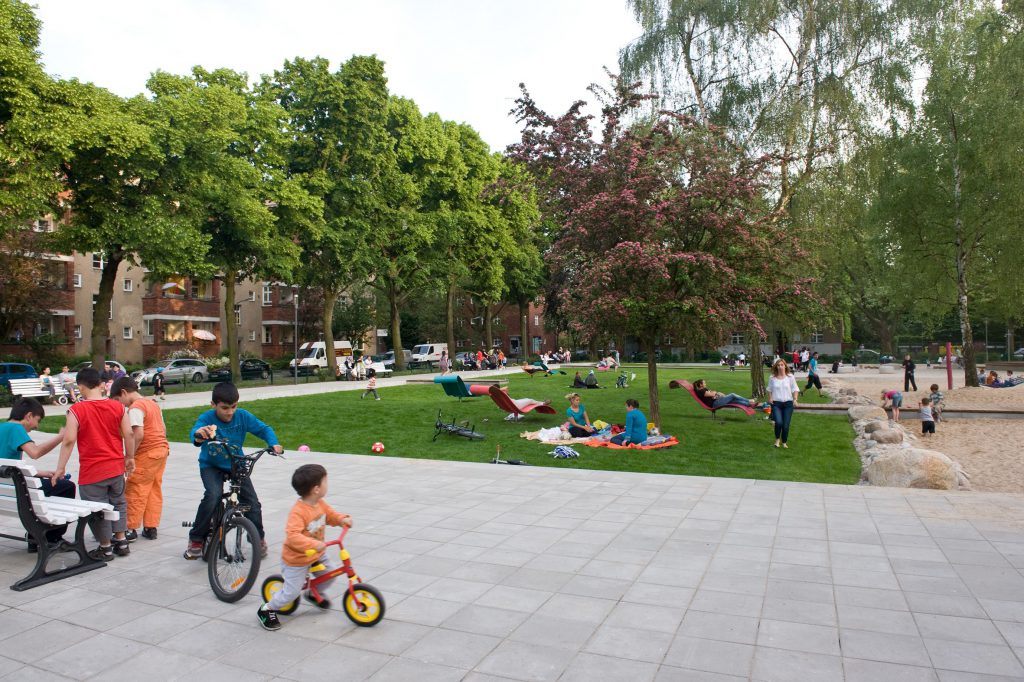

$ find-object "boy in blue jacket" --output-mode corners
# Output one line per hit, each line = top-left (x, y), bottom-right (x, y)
(184, 382), (283, 560)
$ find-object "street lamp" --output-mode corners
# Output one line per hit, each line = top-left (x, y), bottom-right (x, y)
(985, 319), (989, 364)
(293, 286), (299, 386)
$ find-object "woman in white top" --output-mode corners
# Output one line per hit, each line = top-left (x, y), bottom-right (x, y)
(768, 358), (800, 448)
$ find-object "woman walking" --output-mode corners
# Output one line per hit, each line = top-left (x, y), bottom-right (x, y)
(438, 350), (451, 375)
(768, 359), (800, 449)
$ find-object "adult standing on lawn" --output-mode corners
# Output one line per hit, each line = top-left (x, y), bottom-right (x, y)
(902, 354), (918, 392)
(768, 359), (800, 449)
(804, 352), (823, 396)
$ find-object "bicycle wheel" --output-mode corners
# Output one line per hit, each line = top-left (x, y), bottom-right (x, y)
(208, 515), (260, 602)
(260, 574), (299, 615)
(343, 583), (385, 627)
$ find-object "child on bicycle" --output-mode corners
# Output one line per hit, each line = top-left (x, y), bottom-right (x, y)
(185, 382), (282, 560)
(258, 464), (352, 631)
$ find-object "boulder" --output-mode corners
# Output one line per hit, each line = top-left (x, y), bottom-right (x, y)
(863, 421), (887, 434)
(864, 448), (960, 490)
(870, 428), (903, 444)
(848, 406), (887, 422)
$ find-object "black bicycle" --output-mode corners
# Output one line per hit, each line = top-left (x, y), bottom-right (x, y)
(186, 438), (283, 602)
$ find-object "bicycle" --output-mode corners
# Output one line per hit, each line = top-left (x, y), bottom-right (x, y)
(183, 438), (283, 602)
(260, 526), (385, 626)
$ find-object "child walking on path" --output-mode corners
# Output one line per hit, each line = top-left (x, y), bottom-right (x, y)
(929, 384), (945, 422)
(920, 397), (936, 435)
(51, 368), (135, 561)
(361, 369), (380, 400)
(110, 378), (169, 541)
(258, 464), (352, 631)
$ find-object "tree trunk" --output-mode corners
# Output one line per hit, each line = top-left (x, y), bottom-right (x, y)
(645, 336), (660, 428)
(483, 303), (493, 349)
(223, 271), (239, 380)
(749, 328), (766, 399)
(588, 337), (598, 361)
(90, 253), (122, 368)
(949, 111), (978, 388)
(445, 283), (456, 354)
(322, 287), (340, 377)
(519, 302), (529, 360)
(1008, 324), (1015, 362)
(388, 279), (405, 370)
(878, 324), (895, 356)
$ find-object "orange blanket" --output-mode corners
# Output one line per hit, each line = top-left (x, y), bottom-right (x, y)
(583, 436), (680, 450)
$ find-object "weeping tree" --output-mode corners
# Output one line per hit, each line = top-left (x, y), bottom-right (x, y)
(509, 76), (799, 426)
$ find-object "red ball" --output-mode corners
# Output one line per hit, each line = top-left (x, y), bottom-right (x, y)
(371, 442), (385, 453)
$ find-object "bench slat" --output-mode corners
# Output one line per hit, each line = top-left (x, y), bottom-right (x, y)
(0, 484), (46, 501)
(44, 500), (119, 521)
(0, 460), (39, 478)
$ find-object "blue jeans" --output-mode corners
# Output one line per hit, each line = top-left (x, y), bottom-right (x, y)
(189, 467), (264, 542)
(610, 433), (629, 445)
(712, 393), (751, 409)
(772, 400), (795, 444)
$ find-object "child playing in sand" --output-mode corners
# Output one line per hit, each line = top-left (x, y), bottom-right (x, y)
(919, 397), (936, 435)
(881, 389), (902, 422)
(929, 384), (945, 422)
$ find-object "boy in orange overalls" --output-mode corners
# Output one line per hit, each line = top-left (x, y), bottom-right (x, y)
(110, 377), (169, 541)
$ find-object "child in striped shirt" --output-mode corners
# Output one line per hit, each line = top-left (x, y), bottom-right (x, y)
(361, 368), (380, 401)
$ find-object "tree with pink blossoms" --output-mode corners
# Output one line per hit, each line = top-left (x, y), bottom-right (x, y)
(509, 76), (809, 426)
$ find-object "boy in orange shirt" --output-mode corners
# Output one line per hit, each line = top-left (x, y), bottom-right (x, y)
(258, 464), (351, 631)
(110, 377), (169, 541)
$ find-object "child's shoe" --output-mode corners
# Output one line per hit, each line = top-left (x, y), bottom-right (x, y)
(305, 592), (331, 609)
(88, 544), (114, 562)
(258, 605), (281, 631)
(112, 538), (130, 556)
(124, 529), (138, 543)
(141, 527), (158, 540)
(260, 540), (268, 558)
(183, 540), (204, 560)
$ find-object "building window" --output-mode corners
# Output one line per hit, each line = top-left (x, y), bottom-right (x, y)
(73, 325), (82, 339)
(262, 285), (272, 306)
(92, 295), (112, 320)
(191, 280), (211, 300)
(247, 291), (256, 302)
(457, 318), (464, 328)
(456, 339), (464, 348)
(92, 252), (105, 270)
(811, 331), (824, 344)
(144, 319), (153, 337)
(163, 321), (185, 342)
(731, 332), (744, 345)
(532, 336), (542, 353)
(73, 274), (82, 288)
(283, 327), (294, 344)
(122, 327), (133, 340)
(493, 337), (502, 347)
(493, 317), (501, 326)
(32, 218), (53, 232)
(533, 315), (539, 326)
(249, 331), (257, 342)
(123, 278), (133, 292)
(262, 326), (272, 344)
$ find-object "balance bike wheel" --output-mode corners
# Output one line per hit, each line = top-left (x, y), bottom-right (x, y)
(260, 574), (299, 615)
(343, 583), (385, 626)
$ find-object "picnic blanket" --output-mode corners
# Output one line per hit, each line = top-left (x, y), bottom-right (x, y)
(582, 435), (679, 450)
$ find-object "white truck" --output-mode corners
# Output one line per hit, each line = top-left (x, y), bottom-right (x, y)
(410, 342), (448, 369)
(289, 341), (353, 375)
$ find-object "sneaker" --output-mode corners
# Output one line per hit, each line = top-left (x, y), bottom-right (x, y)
(88, 545), (114, 562)
(260, 540), (268, 559)
(142, 527), (158, 540)
(124, 529), (138, 543)
(304, 592), (331, 609)
(375, 397), (381, 401)
(112, 538), (130, 556)
(258, 605), (281, 631)
(183, 540), (204, 560)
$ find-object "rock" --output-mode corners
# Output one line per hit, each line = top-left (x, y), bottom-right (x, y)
(865, 448), (960, 490)
(870, 428), (903, 444)
(841, 388), (858, 396)
(863, 421), (887, 434)
(878, 365), (896, 374)
(848, 406), (887, 422)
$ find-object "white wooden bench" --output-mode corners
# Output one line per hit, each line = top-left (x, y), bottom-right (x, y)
(8, 378), (69, 406)
(0, 460), (117, 590)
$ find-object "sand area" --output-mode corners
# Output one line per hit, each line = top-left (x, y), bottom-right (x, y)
(827, 366), (1024, 493)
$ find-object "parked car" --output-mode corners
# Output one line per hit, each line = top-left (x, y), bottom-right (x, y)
(133, 358), (209, 385)
(208, 359), (273, 382)
(373, 349), (412, 369)
(0, 362), (38, 390)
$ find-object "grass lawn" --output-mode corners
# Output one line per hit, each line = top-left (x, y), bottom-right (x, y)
(38, 367), (858, 485)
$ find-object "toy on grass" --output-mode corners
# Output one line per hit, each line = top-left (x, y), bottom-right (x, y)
(297, 444), (311, 452)
(371, 442), (385, 453)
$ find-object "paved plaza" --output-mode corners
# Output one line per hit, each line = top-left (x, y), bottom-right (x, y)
(4, 437), (1024, 681)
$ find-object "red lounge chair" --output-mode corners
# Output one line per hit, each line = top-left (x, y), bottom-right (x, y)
(669, 379), (756, 419)
(486, 385), (557, 421)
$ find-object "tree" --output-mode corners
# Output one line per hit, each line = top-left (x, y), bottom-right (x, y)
(0, 228), (59, 340)
(510, 76), (794, 425)
(332, 285), (377, 348)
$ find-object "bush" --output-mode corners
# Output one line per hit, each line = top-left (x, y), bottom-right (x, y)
(167, 347), (204, 360)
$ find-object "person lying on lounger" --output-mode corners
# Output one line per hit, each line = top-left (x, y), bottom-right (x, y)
(692, 379), (754, 410)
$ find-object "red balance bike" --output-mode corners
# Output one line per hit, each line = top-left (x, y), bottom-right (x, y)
(260, 526), (385, 626)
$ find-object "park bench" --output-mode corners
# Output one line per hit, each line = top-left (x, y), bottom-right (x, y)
(0, 460), (116, 591)
(8, 378), (69, 406)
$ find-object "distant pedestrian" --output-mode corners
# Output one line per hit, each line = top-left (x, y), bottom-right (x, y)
(438, 350), (451, 375)
(153, 367), (167, 401)
(804, 352), (822, 395)
(361, 368), (380, 401)
(902, 354), (917, 392)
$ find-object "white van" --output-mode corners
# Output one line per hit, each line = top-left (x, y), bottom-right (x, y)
(410, 342), (448, 368)
(289, 341), (353, 373)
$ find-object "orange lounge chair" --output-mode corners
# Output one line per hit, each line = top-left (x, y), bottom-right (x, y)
(669, 379), (756, 419)
(486, 384), (557, 421)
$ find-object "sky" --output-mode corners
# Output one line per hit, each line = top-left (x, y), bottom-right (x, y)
(32, 0), (642, 152)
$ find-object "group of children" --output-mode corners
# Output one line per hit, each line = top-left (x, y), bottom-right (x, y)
(5, 371), (352, 633)
(881, 383), (945, 436)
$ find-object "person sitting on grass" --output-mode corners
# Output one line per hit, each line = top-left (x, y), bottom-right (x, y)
(184, 382), (282, 561)
(692, 379), (753, 410)
(564, 392), (596, 437)
(610, 399), (647, 446)
(571, 372), (587, 389)
(258, 464), (352, 631)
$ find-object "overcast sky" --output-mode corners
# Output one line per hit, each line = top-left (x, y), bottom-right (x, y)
(32, 1), (642, 152)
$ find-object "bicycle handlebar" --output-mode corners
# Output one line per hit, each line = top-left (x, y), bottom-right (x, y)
(303, 526), (351, 556)
(205, 437), (285, 461)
